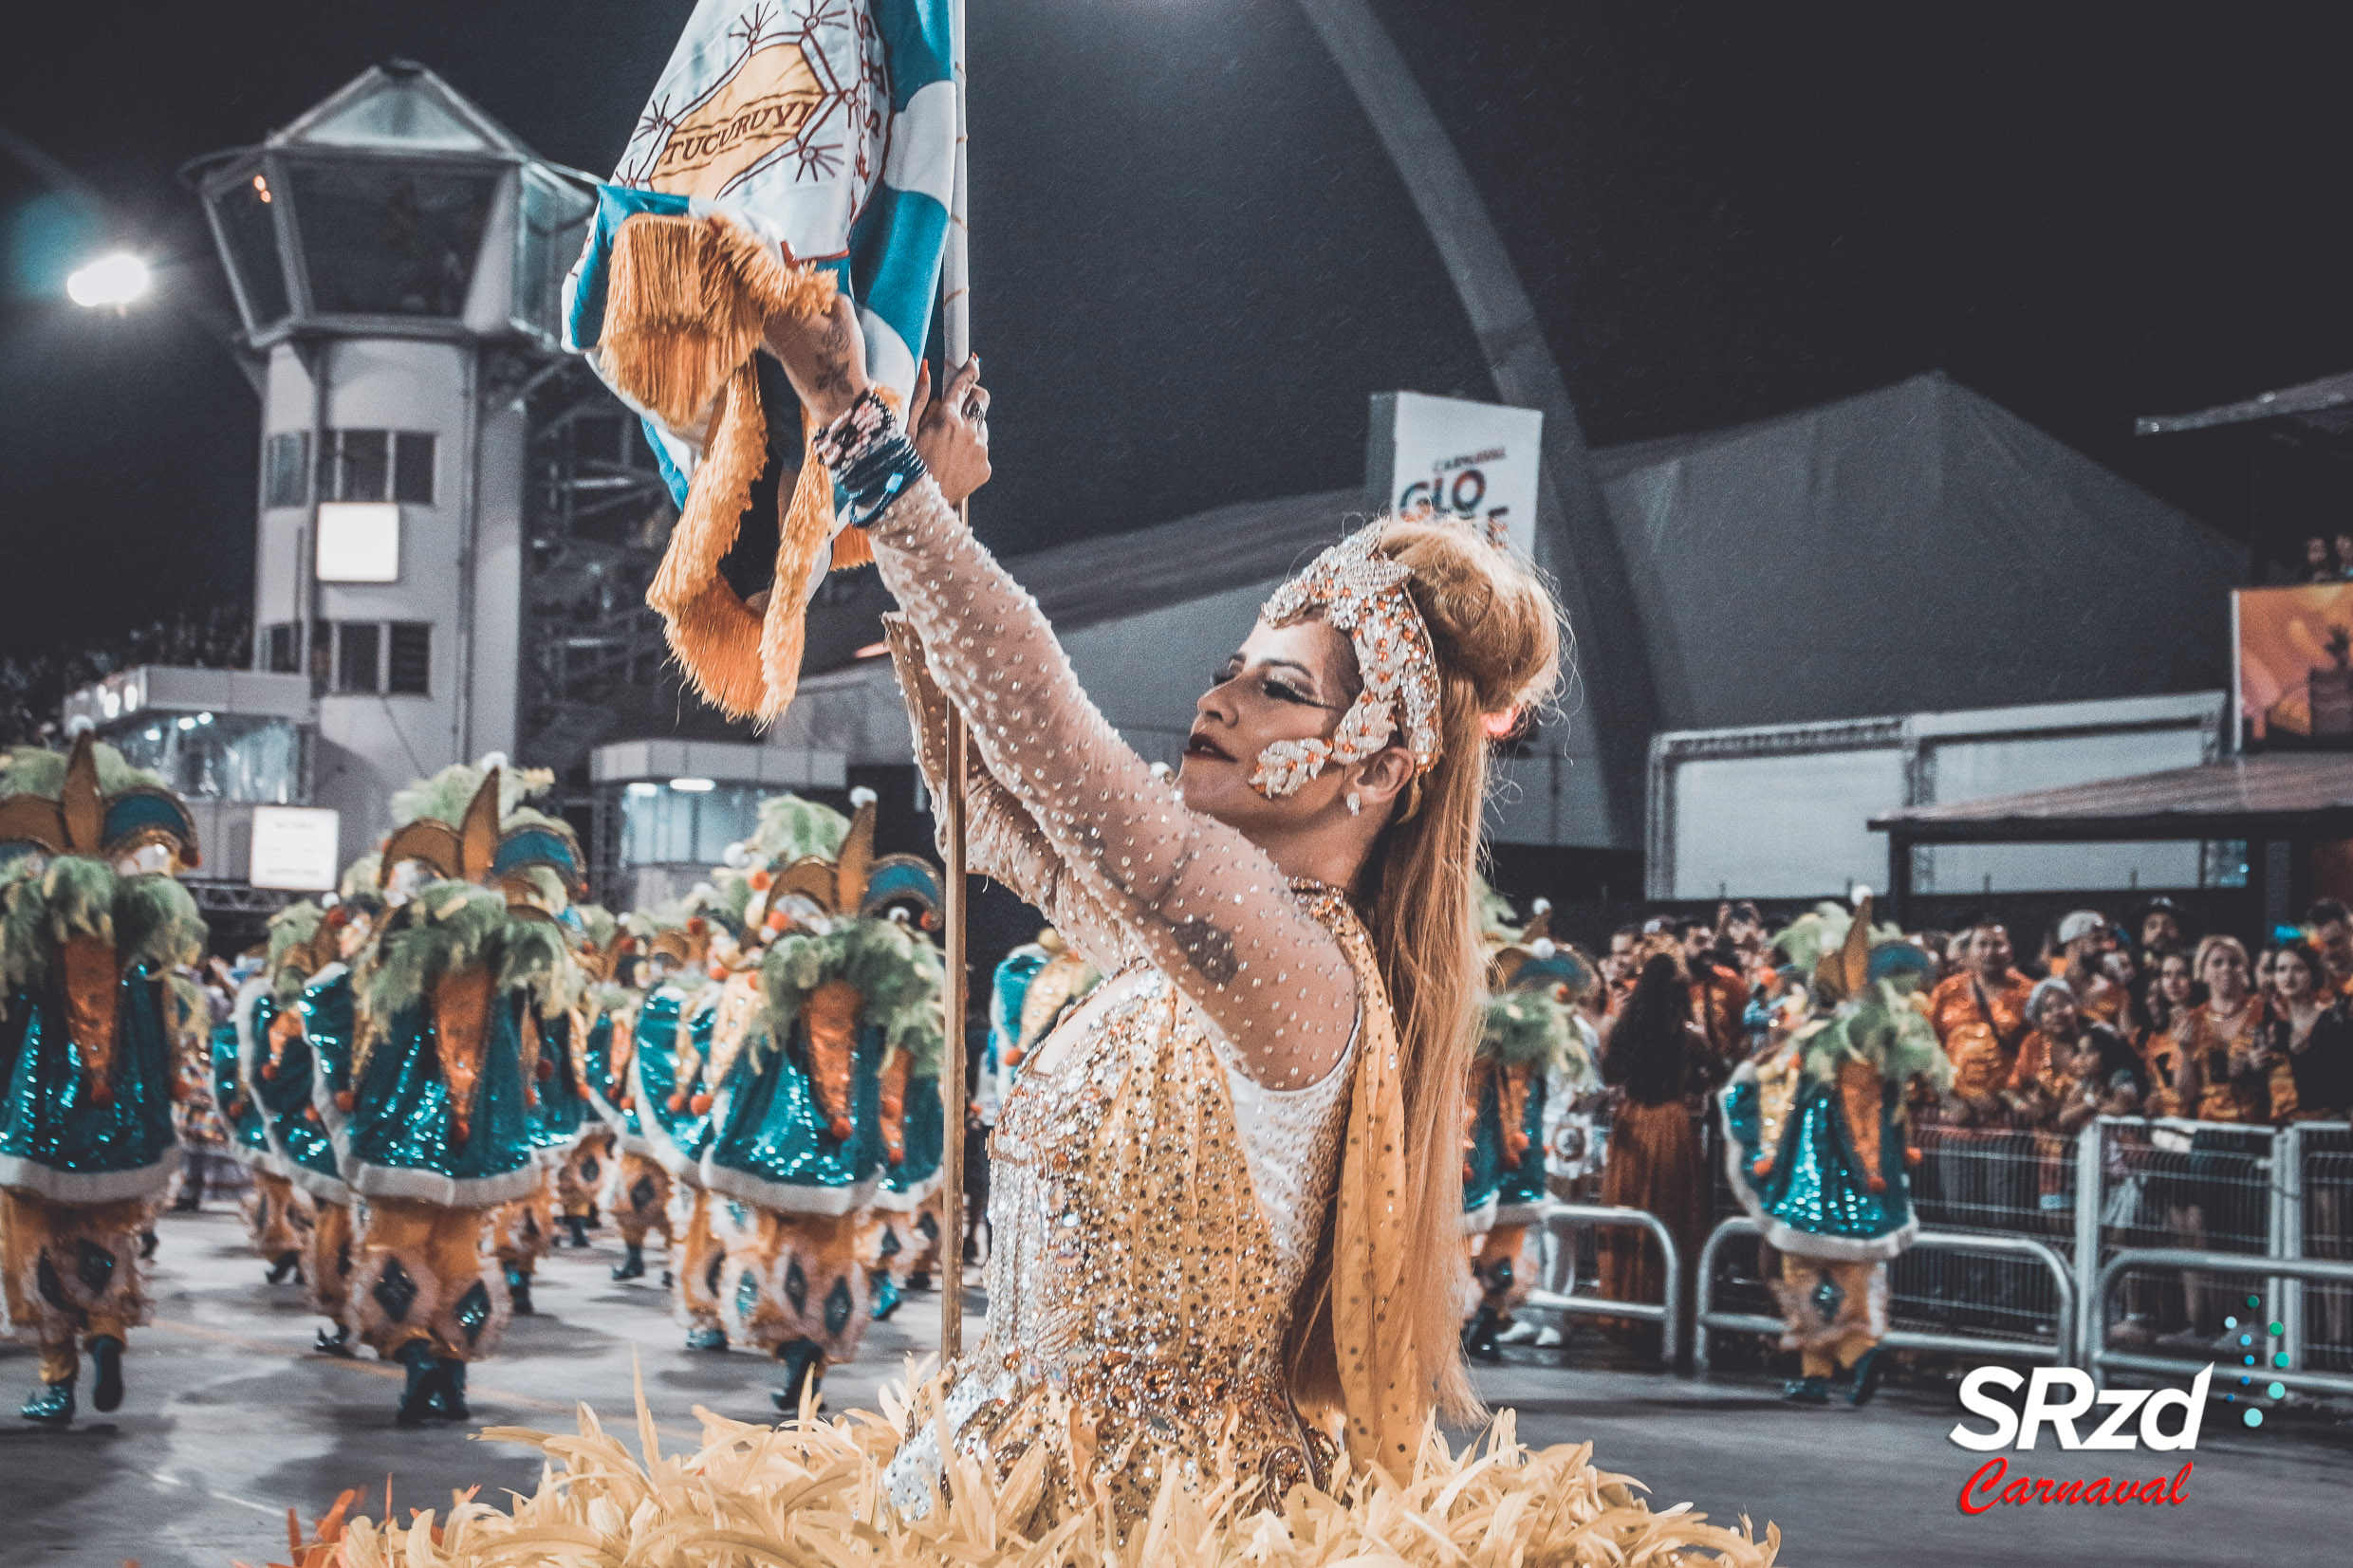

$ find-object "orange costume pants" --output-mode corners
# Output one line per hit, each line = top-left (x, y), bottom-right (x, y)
(350, 1197), (510, 1362)
(0, 1191), (152, 1383)
(1776, 1254), (1887, 1379)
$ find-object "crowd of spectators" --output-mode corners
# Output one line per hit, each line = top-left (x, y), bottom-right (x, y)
(0, 604), (250, 747)
(1565, 894), (2353, 1363)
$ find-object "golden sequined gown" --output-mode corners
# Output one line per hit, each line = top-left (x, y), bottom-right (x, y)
(867, 475), (1427, 1523)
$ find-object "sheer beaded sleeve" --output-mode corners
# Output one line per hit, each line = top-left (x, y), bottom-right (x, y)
(880, 613), (1129, 973)
(865, 479), (1358, 1089)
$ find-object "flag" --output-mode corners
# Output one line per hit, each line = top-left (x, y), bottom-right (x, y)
(563, 0), (958, 724)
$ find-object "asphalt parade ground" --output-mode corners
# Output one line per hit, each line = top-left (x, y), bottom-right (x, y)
(2, 1209), (2342, 1567)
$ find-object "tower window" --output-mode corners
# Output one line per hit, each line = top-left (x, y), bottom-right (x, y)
(394, 433), (435, 504)
(264, 432), (309, 507)
(387, 621), (432, 694)
(335, 621), (381, 694)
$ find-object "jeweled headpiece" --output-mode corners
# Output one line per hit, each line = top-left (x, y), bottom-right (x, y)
(1251, 526), (1442, 798)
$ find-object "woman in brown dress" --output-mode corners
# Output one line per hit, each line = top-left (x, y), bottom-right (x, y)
(1597, 947), (1713, 1348)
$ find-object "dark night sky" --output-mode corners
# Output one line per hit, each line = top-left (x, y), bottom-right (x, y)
(7, 2), (2353, 661)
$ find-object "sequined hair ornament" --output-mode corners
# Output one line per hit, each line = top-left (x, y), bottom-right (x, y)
(1251, 526), (1442, 798)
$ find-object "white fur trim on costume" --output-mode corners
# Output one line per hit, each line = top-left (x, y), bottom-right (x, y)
(696, 1156), (881, 1216)
(0, 1148), (178, 1206)
(346, 1160), (543, 1209)
(628, 1049), (705, 1181)
(1457, 1193), (1499, 1239)
(867, 1171), (942, 1212)
(1492, 1196), (1555, 1227)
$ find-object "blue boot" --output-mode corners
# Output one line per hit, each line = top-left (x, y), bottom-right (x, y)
(769, 1339), (825, 1415)
(432, 1357), (470, 1422)
(19, 1377), (74, 1426)
(1846, 1347), (1887, 1407)
(1782, 1374), (1830, 1405)
(869, 1271), (902, 1322)
(394, 1339), (443, 1427)
(88, 1336), (124, 1413)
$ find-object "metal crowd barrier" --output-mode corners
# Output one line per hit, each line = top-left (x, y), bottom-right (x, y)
(1692, 1215), (2077, 1375)
(2071, 1116), (2353, 1375)
(2088, 1249), (2353, 1399)
(1515, 1203), (1683, 1365)
(1515, 1111), (2350, 1381)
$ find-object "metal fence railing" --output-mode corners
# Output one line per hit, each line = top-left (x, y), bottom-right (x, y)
(1534, 1106), (2352, 1379)
(1694, 1216), (2077, 1374)
(1520, 1203), (1685, 1365)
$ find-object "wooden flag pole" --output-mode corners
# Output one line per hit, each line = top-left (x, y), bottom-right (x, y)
(936, 0), (973, 1366)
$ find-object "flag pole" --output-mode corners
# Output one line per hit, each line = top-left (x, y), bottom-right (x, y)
(936, 0), (973, 1367)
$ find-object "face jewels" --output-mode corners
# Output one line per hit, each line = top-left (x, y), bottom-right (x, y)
(1251, 528), (1441, 799)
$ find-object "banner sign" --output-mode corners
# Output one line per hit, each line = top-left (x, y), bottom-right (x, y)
(249, 805), (343, 892)
(2232, 582), (2353, 750)
(1367, 391), (1544, 558)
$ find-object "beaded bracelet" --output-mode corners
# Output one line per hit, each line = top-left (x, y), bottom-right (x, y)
(814, 389), (928, 529)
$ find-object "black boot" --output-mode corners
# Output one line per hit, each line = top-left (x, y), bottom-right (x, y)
(506, 1266), (534, 1316)
(565, 1215), (591, 1249)
(769, 1339), (825, 1415)
(394, 1340), (443, 1427)
(266, 1249), (301, 1284)
(139, 1230), (158, 1261)
(685, 1323), (729, 1352)
(19, 1376), (74, 1426)
(610, 1244), (646, 1282)
(905, 1271), (932, 1294)
(1845, 1346), (1887, 1407)
(87, 1336), (124, 1413)
(431, 1357), (470, 1422)
(1782, 1374), (1830, 1405)
(314, 1323), (355, 1357)
(1461, 1306), (1504, 1363)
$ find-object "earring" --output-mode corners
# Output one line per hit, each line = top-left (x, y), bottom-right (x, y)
(1345, 790), (1362, 817)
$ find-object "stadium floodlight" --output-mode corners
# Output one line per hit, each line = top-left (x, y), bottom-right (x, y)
(65, 250), (151, 309)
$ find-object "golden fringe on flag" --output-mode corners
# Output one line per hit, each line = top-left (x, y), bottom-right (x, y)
(259, 1369), (1778, 1568)
(598, 212), (873, 726)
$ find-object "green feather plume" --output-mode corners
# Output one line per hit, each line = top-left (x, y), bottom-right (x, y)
(757, 916), (943, 1067)
(0, 858), (207, 1016)
(750, 794), (849, 865)
(389, 760), (554, 827)
(364, 881), (575, 1024)
(0, 742), (170, 800)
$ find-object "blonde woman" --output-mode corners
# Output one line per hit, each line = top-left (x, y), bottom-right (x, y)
(756, 301), (1559, 1522)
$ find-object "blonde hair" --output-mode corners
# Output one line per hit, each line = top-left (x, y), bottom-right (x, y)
(1283, 517), (1563, 1423)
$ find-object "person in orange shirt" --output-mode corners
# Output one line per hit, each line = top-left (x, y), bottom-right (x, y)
(1921, 922), (2035, 1125)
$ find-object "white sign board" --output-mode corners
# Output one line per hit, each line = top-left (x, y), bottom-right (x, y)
(316, 502), (401, 583)
(1367, 392), (1544, 558)
(249, 805), (342, 892)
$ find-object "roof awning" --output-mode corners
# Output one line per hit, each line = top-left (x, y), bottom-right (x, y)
(2136, 369), (2353, 434)
(1869, 753), (2353, 843)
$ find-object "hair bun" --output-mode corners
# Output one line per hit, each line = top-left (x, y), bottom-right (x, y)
(1375, 519), (1563, 716)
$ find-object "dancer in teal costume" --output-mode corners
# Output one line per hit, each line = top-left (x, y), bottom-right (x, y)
(696, 791), (945, 1410)
(340, 760), (583, 1425)
(1720, 896), (1950, 1406)
(0, 733), (205, 1427)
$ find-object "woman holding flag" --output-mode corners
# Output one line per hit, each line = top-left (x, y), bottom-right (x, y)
(758, 290), (1558, 1518)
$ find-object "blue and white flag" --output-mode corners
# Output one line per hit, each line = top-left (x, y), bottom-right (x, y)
(559, 0), (958, 723)
(565, 0), (956, 505)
